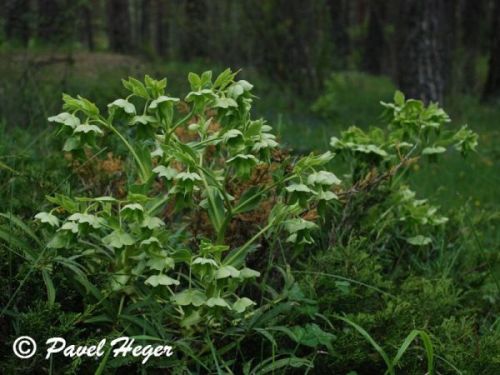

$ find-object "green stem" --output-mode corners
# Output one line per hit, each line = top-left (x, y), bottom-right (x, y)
(97, 118), (149, 183)
(224, 221), (274, 266)
(166, 107), (196, 140)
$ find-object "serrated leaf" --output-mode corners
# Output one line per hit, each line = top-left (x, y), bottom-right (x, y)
(205, 297), (231, 308)
(139, 236), (162, 248)
(34, 212), (59, 227)
(286, 184), (314, 194)
(130, 115), (156, 126)
(145, 274), (179, 287)
(394, 90), (405, 105)
(192, 257), (218, 267)
(172, 289), (206, 306)
(307, 171), (341, 186)
(108, 99), (136, 114)
(146, 256), (175, 271)
(74, 124), (103, 135)
(317, 190), (338, 201)
(215, 97), (238, 109)
(153, 165), (178, 180)
(141, 216), (165, 229)
(215, 265), (240, 279)
(285, 218), (318, 234)
(233, 297), (256, 313)
(48, 112), (80, 128)
(102, 230), (135, 248)
(149, 96), (180, 109)
(175, 171), (202, 182)
(60, 221), (79, 233)
(122, 203), (144, 212)
(122, 77), (150, 98)
(67, 213), (105, 228)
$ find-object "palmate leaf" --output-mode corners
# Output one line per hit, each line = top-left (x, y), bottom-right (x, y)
(175, 171), (202, 182)
(213, 68), (237, 90)
(145, 274), (179, 287)
(307, 171), (341, 186)
(285, 218), (318, 234)
(286, 183), (314, 194)
(122, 77), (150, 99)
(149, 95), (180, 109)
(214, 96), (238, 109)
(73, 124), (103, 135)
(102, 230), (135, 248)
(205, 297), (231, 309)
(192, 257), (218, 267)
(67, 213), (105, 229)
(34, 212), (60, 228)
(60, 221), (79, 233)
(139, 236), (162, 248)
(130, 115), (156, 126)
(233, 297), (256, 313)
(141, 216), (165, 229)
(121, 203), (144, 213)
(153, 165), (178, 180)
(222, 129), (243, 144)
(317, 190), (338, 201)
(146, 256), (174, 271)
(108, 99), (136, 115)
(63, 94), (100, 117)
(215, 265), (240, 279)
(48, 112), (80, 128)
(227, 154), (258, 178)
(172, 289), (206, 306)
(252, 133), (278, 152)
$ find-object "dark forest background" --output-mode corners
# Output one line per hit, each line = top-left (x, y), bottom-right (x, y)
(1, 0), (500, 103)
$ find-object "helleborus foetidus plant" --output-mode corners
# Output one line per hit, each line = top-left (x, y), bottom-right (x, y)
(38, 70), (341, 333)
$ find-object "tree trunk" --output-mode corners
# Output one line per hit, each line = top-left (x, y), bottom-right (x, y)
(5, 0), (31, 44)
(140, 0), (152, 51)
(362, 0), (385, 75)
(107, 0), (133, 53)
(182, 0), (207, 60)
(396, 0), (449, 104)
(155, 0), (169, 56)
(326, 0), (350, 69)
(38, 0), (60, 42)
(483, 1), (500, 100)
(461, 0), (484, 93)
(83, 1), (95, 51)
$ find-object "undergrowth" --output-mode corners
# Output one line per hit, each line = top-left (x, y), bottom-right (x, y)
(0, 68), (498, 374)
